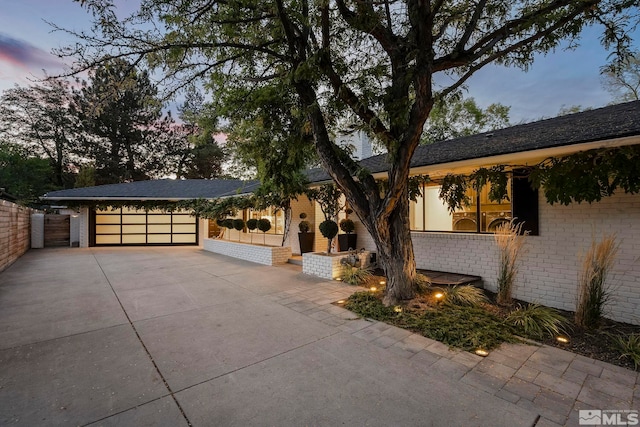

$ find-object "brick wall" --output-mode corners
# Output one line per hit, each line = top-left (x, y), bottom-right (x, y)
(411, 191), (640, 325)
(0, 200), (35, 273)
(303, 250), (374, 279)
(203, 238), (292, 266)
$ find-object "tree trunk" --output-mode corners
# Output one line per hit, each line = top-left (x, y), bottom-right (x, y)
(371, 194), (417, 305)
(281, 203), (291, 247)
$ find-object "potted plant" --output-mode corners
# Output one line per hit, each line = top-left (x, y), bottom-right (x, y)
(297, 213), (315, 254)
(319, 219), (339, 254)
(338, 218), (357, 251)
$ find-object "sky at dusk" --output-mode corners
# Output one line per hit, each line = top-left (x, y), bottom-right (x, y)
(0, 0), (638, 124)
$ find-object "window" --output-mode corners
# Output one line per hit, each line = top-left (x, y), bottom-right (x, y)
(409, 173), (538, 235)
(247, 207), (285, 235)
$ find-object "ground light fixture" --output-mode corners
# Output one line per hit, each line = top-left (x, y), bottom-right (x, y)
(556, 336), (570, 344)
(475, 349), (489, 357)
(369, 286), (377, 291)
(337, 300), (346, 304)
(379, 280), (386, 285)
(393, 306), (403, 313)
(434, 292), (444, 300)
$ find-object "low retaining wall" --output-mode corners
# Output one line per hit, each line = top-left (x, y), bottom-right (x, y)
(203, 238), (291, 266)
(0, 200), (34, 273)
(303, 251), (374, 280)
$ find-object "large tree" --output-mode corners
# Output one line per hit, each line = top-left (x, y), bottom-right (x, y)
(72, 58), (165, 184)
(421, 95), (510, 144)
(0, 142), (55, 204)
(602, 51), (640, 102)
(63, 0), (637, 304)
(0, 78), (80, 188)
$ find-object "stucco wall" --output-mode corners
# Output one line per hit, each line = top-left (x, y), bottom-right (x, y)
(0, 200), (34, 272)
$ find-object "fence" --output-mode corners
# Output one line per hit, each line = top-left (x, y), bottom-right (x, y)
(0, 200), (34, 273)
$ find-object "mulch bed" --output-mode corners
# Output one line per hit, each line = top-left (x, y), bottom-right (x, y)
(357, 268), (640, 371)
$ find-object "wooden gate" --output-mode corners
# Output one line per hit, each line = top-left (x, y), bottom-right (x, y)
(44, 214), (70, 247)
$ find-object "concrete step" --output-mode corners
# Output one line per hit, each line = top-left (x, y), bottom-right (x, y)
(287, 256), (303, 266)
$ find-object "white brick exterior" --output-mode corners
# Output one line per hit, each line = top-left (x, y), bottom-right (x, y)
(303, 250), (374, 279)
(410, 191), (640, 325)
(203, 238), (292, 266)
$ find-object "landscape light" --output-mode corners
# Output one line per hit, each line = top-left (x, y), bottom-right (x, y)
(434, 292), (444, 300)
(475, 349), (489, 357)
(379, 280), (386, 285)
(337, 300), (346, 304)
(556, 336), (569, 344)
(393, 306), (403, 313)
(370, 286), (377, 291)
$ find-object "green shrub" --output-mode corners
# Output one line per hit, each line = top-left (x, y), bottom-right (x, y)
(341, 265), (372, 286)
(344, 292), (519, 351)
(257, 218), (271, 232)
(506, 304), (568, 339)
(298, 220), (311, 233)
(442, 285), (488, 307)
(614, 334), (640, 370)
(257, 218), (271, 244)
(319, 219), (339, 253)
(339, 218), (355, 233)
(246, 218), (258, 231)
(223, 218), (234, 229)
(232, 218), (245, 231)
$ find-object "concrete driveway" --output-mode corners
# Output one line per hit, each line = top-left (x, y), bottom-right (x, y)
(0, 247), (632, 426)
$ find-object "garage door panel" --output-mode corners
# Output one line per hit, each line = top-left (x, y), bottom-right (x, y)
(147, 234), (172, 244)
(96, 215), (121, 224)
(173, 224), (196, 233)
(147, 215), (172, 224)
(96, 235), (121, 244)
(93, 208), (197, 246)
(172, 234), (197, 243)
(172, 215), (195, 224)
(122, 215), (147, 224)
(96, 225), (120, 234)
(148, 224), (171, 233)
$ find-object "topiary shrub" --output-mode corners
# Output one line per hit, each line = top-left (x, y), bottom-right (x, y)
(339, 218), (355, 234)
(299, 220), (311, 233)
(246, 218), (258, 231)
(257, 218), (271, 244)
(319, 219), (339, 254)
(232, 218), (245, 241)
(223, 219), (234, 229)
(246, 218), (258, 243)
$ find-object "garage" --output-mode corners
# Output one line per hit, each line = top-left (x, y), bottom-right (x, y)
(92, 207), (197, 246)
(41, 178), (260, 248)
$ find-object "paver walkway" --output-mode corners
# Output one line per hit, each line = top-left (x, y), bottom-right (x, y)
(0, 247), (637, 426)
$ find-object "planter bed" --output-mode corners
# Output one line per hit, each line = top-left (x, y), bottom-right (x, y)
(203, 238), (291, 266)
(302, 250), (374, 280)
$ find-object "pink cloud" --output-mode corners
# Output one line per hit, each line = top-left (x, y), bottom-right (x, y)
(0, 33), (63, 70)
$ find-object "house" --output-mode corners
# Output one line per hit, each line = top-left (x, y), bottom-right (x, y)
(43, 100), (640, 324)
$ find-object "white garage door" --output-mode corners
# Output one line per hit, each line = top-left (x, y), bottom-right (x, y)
(94, 207), (197, 245)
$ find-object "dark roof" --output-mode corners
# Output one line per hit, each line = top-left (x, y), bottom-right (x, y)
(43, 179), (260, 201)
(42, 101), (640, 200)
(306, 100), (640, 182)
